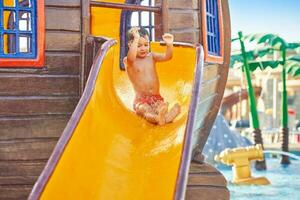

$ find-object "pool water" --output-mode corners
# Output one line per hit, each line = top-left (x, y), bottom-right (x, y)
(217, 158), (300, 200)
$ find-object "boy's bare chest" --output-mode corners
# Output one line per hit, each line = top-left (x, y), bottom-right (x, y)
(133, 58), (155, 73)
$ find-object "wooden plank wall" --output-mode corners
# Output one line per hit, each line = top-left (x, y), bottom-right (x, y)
(166, 0), (230, 199)
(0, 0), (82, 199)
(167, 0), (220, 156)
(167, 0), (231, 155)
(186, 163), (229, 200)
(195, 0), (231, 154)
(166, 0), (223, 148)
(167, 0), (199, 43)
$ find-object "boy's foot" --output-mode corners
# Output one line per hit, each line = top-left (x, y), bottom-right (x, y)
(165, 103), (181, 123)
(157, 103), (168, 125)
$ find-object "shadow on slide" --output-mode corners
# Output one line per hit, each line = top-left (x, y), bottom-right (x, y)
(29, 37), (204, 200)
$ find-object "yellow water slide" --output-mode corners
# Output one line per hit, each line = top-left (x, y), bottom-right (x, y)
(29, 1), (205, 199)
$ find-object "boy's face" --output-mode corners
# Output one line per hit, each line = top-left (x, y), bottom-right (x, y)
(129, 36), (150, 58)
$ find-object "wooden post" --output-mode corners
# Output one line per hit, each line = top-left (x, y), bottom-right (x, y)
(154, 0), (163, 39)
(81, 0), (91, 94)
(161, 0), (169, 33)
(90, 1), (161, 13)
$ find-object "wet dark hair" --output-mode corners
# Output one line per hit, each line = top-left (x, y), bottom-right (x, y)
(127, 27), (149, 42)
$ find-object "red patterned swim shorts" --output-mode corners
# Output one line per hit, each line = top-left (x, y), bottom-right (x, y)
(133, 94), (164, 111)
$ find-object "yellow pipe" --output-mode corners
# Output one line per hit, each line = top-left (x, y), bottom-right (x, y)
(215, 144), (270, 185)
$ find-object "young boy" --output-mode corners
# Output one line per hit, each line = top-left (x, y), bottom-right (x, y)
(123, 27), (181, 125)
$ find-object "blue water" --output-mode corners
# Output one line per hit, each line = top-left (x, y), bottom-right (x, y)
(217, 158), (300, 200)
(292, 151), (300, 156)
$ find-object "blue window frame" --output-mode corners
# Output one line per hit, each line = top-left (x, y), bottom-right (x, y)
(206, 0), (220, 56)
(0, 0), (37, 58)
(120, 0), (155, 69)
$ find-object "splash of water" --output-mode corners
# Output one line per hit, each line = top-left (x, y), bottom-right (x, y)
(263, 150), (300, 160)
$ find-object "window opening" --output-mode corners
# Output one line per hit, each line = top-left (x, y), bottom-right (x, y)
(0, 0), (36, 58)
(206, 0), (220, 56)
(202, 0), (224, 63)
(120, 0), (156, 69)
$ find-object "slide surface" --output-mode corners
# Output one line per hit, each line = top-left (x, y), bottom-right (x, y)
(29, 1), (204, 198)
(29, 38), (204, 200)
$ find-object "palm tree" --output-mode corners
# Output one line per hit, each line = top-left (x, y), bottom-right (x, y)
(231, 31), (267, 170)
(233, 33), (300, 164)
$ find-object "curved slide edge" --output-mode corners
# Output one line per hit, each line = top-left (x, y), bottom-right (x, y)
(29, 37), (204, 200)
(28, 38), (117, 200)
(175, 45), (204, 199)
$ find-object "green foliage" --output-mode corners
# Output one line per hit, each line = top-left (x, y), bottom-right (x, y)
(287, 43), (300, 53)
(248, 60), (282, 71)
(286, 59), (300, 77)
(230, 47), (274, 68)
(232, 32), (300, 128)
(289, 55), (300, 62)
(231, 33), (300, 76)
(245, 34), (287, 50)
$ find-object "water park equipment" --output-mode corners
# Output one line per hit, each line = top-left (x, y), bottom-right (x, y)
(232, 33), (300, 166)
(28, 37), (206, 200)
(215, 144), (270, 185)
(0, 0), (231, 199)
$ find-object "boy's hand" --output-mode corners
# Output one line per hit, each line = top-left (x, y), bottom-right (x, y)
(162, 33), (174, 45)
(130, 27), (140, 40)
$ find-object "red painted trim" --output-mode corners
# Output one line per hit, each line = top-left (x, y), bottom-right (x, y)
(0, 0), (45, 68)
(202, 0), (224, 64)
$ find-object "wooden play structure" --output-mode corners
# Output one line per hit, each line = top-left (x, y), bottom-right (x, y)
(0, 0), (231, 199)
(222, 87), (262, 123)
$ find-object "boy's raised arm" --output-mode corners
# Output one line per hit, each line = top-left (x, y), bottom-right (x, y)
(153, 33), (174, 62)
(127, 28), (140, 64)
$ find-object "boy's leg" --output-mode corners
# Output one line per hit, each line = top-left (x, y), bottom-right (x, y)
(154, 101), (168, 114)
(165, 103), (181, 123)
(136, 104), (165, 125)
(153, 101), (168, 125)
(135, 103), (152, 116)
(144, 112), (163, 125)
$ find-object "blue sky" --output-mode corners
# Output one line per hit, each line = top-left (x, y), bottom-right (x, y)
(229, 0), (300, 42)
